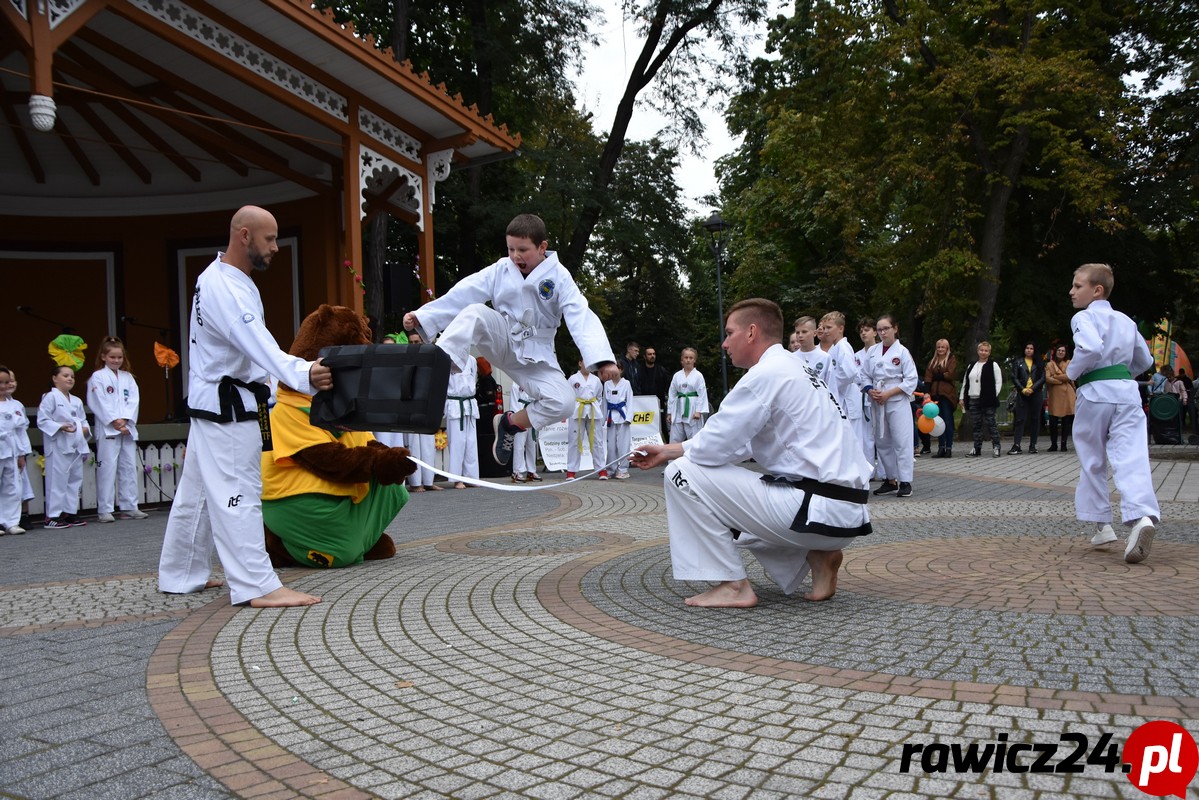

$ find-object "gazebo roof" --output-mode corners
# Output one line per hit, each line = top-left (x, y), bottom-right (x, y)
(1, 0), (521, 217)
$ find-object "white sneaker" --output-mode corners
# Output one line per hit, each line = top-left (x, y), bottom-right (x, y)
(1124, 517), (1156, 564)
(1090, 524), (1117, 547)
(97, 513), (116, 524)
(8, 524), (25, 535)
(120, 510), (149, 520)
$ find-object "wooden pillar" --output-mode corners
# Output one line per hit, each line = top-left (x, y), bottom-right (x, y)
(341, 110), (365, 315)
(418, 178), (436, 304)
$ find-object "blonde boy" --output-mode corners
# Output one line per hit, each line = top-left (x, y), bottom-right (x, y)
(1066, 263), (1159, 563)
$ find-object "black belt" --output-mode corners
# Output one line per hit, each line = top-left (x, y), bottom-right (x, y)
(764, 474), (872, 538)
(186, 376), (273, 450)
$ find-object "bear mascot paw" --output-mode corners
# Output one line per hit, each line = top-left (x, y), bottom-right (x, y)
(260, 304), (417, 568)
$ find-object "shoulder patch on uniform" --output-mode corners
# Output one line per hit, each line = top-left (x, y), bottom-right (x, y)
(242, 313), (255, 323)
(538, 279), (555, 300)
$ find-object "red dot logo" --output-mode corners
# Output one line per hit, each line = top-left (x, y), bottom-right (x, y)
(1123, 721), (1198, 797)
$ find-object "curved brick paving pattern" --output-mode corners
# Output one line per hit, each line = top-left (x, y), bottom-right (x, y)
(2, 451), (1198, 799)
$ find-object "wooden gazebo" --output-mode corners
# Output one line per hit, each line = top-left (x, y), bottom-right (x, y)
(1, 0), (519, 420)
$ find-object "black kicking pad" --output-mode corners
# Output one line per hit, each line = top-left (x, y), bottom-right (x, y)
(310, 344), (451, 434)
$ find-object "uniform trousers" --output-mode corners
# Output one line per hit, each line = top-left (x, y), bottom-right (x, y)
(669, 418), (703, 444)
(0, 455), (21, 527)
(406, 434), (437, 487)
(604, 422), (631, 473)
(1072, 397), (1160, 524)
(665, 458), (856, 595)
(850, 414), (882, 479)
(873, 399), (914, 482)
(566, 418), (605, 473)
(44, 449), (85, 518)
(445, 418), (479, 479)
(96, 434), (141, 514)
(512, 428), (539, 476)
(157, 419), (283, 605)
(436, 304), (572, 430)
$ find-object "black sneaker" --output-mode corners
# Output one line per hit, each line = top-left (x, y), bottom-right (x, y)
(1008, 445), (1022, 455)
(896, 482), (913, 498)
(873, 480), (899, 495)
(44, 516), (71, 529)
(66, 514), (87, 527)
(492, 412), (518, 466)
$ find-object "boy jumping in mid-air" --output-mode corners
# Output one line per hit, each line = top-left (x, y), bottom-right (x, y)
(1067, 263), (1160, 563)
(404, 214), (618, 466)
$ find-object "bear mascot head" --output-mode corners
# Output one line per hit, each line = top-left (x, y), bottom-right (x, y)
(260, 305), (415, 568)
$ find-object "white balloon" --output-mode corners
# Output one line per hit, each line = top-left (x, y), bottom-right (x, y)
(931, 416), (946, 437)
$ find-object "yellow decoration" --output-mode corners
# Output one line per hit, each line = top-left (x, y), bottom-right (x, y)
(35, 454), (46, 475)
(434, 429), (448, 451)
(48, 334), (87, 369)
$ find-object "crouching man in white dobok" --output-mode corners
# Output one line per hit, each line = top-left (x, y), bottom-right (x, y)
(632, 299), (873, 608)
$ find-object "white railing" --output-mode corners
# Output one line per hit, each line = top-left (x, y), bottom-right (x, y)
(24, 442), (187, 516)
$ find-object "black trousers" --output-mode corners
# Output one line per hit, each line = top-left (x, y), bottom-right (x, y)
(1012, 390), (1043, 447)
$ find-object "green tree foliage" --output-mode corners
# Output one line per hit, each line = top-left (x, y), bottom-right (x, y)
(720, 0), (1193, 361)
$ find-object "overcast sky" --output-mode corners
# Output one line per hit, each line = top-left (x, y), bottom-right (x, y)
(572, 1), (779, 218)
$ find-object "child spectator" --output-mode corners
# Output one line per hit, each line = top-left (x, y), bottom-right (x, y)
(819, 311), (858, 413)
(603, 363), (633, 479)
(403, 213), (618, 468)
(866, 315), (918, 497)
(37, 365), (91, 527)
(1067, 263), (1160, 562)
(792, 315), (829, 377)
(667, 347), (708, 443)
(443, 351), (479, 489)
(0, 365), (32, 535)
(960, 341), (1004, 458)
(851, 320), (881, 479)
(402, 331), (441, 492)
(87, 337), (148, 522)
(510, 382), (542, 482)
(565, 360), (605, 479)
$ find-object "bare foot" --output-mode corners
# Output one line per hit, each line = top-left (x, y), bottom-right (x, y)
(248, 587), (322, 607)
(454, 482), (467, 489)
(803, 549), (843, 601)
(684, 579), (758, 608)
(426, 484), (444, 491)
(204, 578), (225, 589)
(410, 486), (426, 493)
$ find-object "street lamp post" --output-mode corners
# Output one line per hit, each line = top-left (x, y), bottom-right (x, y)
(702, 211), (730, 400)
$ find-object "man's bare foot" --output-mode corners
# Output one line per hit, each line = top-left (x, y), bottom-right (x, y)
(684, 579), (758, 608)
(454, 482), (467, 489)
(204, 578), (224, 589)
(426, 484), (444, 491)
(410, 486), (425, 493)
(248, 587), (322, 607)
(803, 549), (843, 601)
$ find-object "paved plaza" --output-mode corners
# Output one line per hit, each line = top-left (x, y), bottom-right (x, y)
(1, 446), (1198, 799)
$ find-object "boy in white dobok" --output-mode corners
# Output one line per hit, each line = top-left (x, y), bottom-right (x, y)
(818, 311), (858, 415)
(510, 382), (542, 482)
(633, 299), (871, 609)
(443, 352), (479, 489)
(1067, 263), (1160, 563)
(603, 363), (633, 479)
(404, 214), (617, 468)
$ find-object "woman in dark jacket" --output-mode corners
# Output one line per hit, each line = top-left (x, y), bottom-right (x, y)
(1009, 341), (1045, 454)
(959, 341), (1004, 458)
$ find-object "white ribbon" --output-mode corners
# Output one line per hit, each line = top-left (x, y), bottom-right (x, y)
(408, 450), (643, 492)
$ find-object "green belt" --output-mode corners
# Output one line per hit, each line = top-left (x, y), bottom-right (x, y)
(1075, 364), (1132, 387)
(677, 390), (699, 418)
(448, 395), (474, 431)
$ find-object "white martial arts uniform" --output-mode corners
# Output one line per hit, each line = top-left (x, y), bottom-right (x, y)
(511, 383), (540, 478)
(850, 346), (882, 479)
(566, 371), (605, 473)
(406, 434), (437, 488)
(794, 347), (831, 386)
(603, 377), (633, 474)
(668, 368), (708, 443)
(413, 251), (615, 431)
(157, 254), (315, 605)
(87, 366), (143, 515)
(37, 389), (90, 519)
(822, 338), (859, 416)
(867, 340), (918, 483)
(665, 344), (873, 594)
(444, 357), (479, 481)
(1066, 299), (1160, 525)
(0, 396), (31, 528)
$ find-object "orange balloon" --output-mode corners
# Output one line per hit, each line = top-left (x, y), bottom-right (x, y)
(917, 415), (935, 434)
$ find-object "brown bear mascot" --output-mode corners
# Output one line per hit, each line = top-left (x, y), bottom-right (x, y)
(260, 304), (417, 568)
